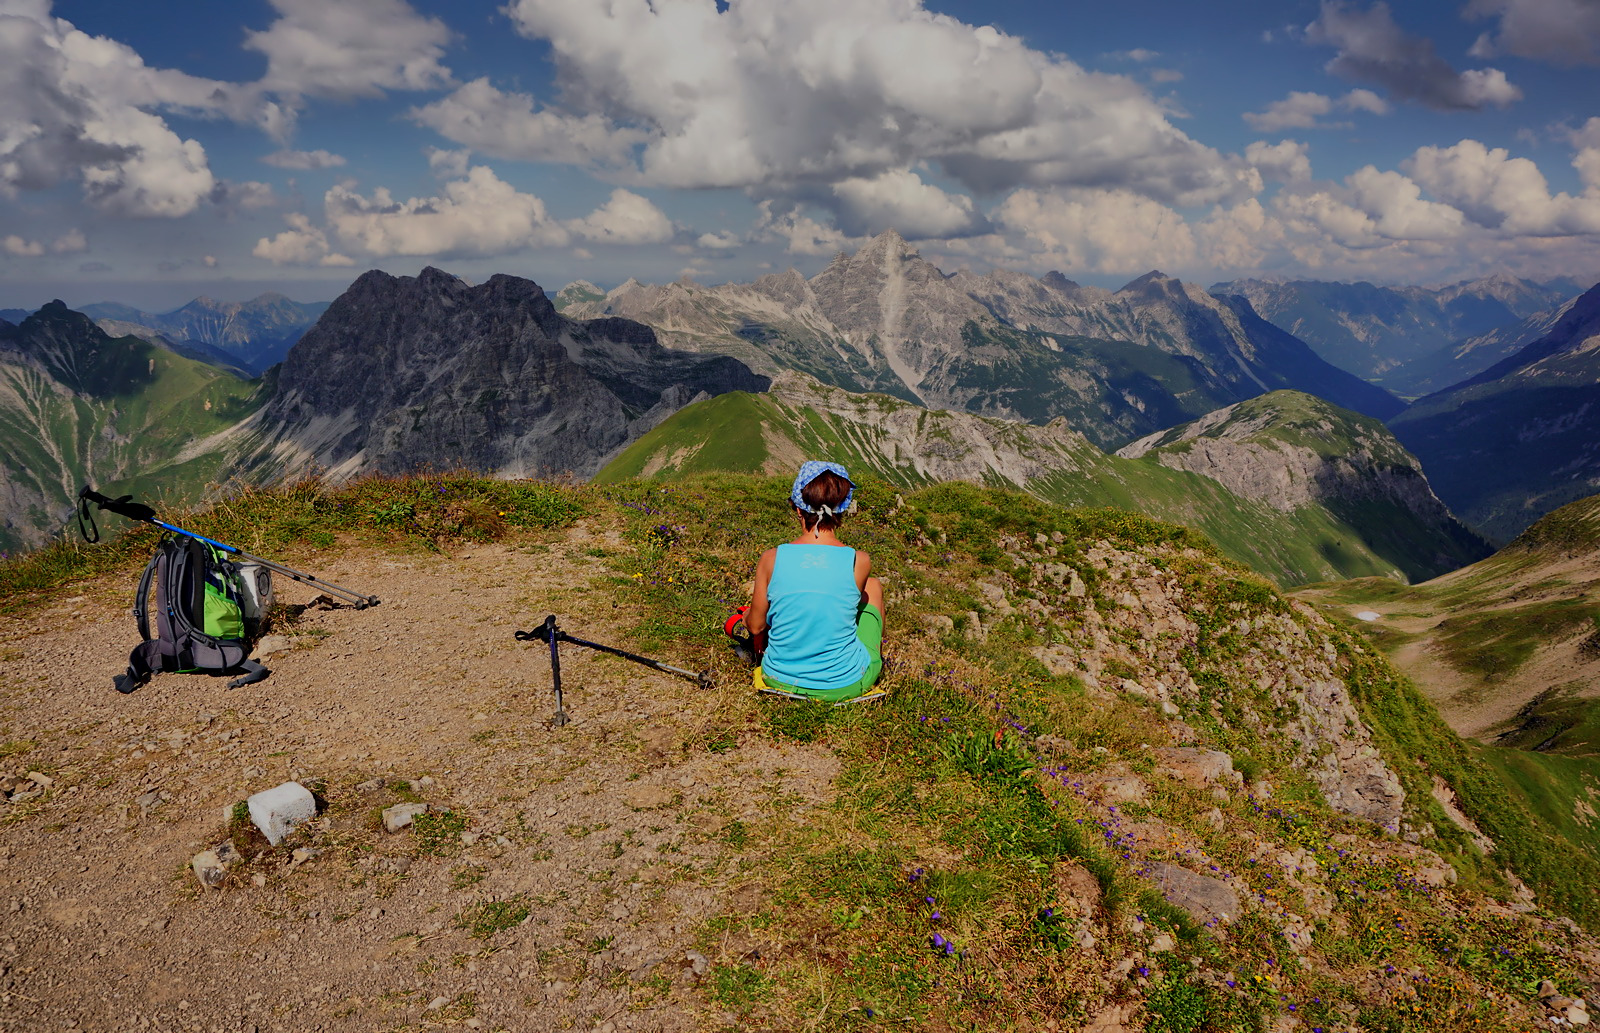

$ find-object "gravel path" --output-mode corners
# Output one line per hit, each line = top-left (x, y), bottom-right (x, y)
(0, 520), (837, 1032)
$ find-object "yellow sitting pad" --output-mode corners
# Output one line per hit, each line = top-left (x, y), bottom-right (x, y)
(752, 666), (887, 706)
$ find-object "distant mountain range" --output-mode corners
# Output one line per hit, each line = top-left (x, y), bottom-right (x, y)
(1390, 281), (1600, 543)
(560, 230), (1400, 451)
(77, 293), (329, 375)
(1212, 274), (1579, 397)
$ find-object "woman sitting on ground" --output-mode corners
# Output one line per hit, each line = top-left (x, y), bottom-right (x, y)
(743, 461), (885, 701)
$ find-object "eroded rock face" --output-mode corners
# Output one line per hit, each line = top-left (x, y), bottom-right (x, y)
(1026, 538), (1408, 831)
(245, 267), (769, 482)
(1145, 861), (1241, 927)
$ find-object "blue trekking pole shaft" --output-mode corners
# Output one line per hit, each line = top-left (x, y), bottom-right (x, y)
(79, 486), (379, 609)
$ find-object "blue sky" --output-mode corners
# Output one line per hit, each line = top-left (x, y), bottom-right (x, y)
(2, 0), (1598, 310)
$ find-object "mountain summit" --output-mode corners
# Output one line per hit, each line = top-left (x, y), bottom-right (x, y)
(241, 267), (769, 482)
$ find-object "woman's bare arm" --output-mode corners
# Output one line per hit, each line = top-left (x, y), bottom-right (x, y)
(745, 547), (778, 635)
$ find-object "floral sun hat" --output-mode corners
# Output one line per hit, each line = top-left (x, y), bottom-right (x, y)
(790, 460), (854, 515)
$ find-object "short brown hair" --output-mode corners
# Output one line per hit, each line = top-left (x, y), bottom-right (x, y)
(798, 470), (851, 531)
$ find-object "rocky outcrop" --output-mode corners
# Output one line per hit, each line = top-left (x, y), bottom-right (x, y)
(242, 267), (769, 482)
(1118, 390), (1491, 580)
(1023, 537), (1408, 831)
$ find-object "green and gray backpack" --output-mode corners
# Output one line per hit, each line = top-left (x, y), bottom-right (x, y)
(115, 535), (273, 694)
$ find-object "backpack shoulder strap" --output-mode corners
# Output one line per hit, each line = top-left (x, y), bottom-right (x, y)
(131, 547), (161, 643)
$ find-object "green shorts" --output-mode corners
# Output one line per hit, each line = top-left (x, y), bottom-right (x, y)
(759, 604), (884, 702)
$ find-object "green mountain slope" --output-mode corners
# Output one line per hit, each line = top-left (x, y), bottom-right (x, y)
(597, 375), (1486, 586)
(1389, 283), (1600, 542)
(0, 302), (265, 553)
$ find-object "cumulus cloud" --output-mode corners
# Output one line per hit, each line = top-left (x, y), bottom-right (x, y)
(51, 228), (86, 253)
(564, 188), (674, 245)
(1466, 0), (1600, 66)
(321, 165), (570, 257)
(829, 168), (983, 238)
(1405, 139), (1600, 235)
(1274, 166), (1467, 248)
(1307, 1), (1522, 110)
(754, 202), (857, 256)
(1243, 87), (1396, 132)
(244, 0), (453, 101)
(426, 147), (471, 178)
(259, 167), (686, 262)
(410, 79), (647, 169)
(495, 0), (1251, 212)
(1244, 91), (1334, 132)
(262, 148), (347, 169)
(252, 212), (354, 265)
(1247, 140), (1313, 183)
(696, 230), (740, 250)
(995, 188), (1198, 273)
(2, 235), (45, 257)
(210, 179), (278, 211)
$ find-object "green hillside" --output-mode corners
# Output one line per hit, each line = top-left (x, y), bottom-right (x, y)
(598, 382), (1485, 587)
(0, 305), (265, 553)
(4, 471), (1596, 1031)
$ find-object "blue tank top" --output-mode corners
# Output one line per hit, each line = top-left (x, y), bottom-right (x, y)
(762, 544), (870, 691)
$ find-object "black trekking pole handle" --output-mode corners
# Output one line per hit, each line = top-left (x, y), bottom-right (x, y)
(513, 615), (571, 726)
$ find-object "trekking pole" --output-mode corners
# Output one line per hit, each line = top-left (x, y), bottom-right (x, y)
(514, 614), (715, 724)
(78, 487), (380, 609)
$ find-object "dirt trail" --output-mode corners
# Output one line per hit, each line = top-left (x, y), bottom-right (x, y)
(0, 520), (837, 1032)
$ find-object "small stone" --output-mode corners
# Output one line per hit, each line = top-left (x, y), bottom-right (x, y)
(417, 776), (436, 788)
(355, 778), (386, 793)
(460, 832), (479, 846)
(1150, 932), (1175, 952)
(544, 807), (558, 818)
(251, 874), (267, 888)
(253, 635), (292, 658)
(686, 950), (709, 976)
(426, 996), (449, 1011)
(1538, 980), (1560, 1000)
(291, 847), (320, 864)
(383, 803), (429, 833)
(466, 1021), (483, 1030)
(135, 791), (163, 815)
(247, 782), (317, 846)
(24, 772), (52, 788)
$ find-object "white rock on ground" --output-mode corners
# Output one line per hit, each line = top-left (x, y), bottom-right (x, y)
(246, 781), (317, 846)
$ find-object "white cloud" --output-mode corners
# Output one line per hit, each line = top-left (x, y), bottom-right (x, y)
(696, 230), (740, 250)
(1466, 0), (1600, 66)
(425, 147), (470, 178)
(410, 79), (647, 169)
(1307, 1), (1522, 110)
(322, 165), (570, 257)
(564, 188), (674, 245)
(1247, 140), (1313, 183)
(497, 0), (1249, 210)
(1341, 88), (1389, 115)
(244, 0), (453, 101)
(995, 188), (1198, 273)
(1405, 138), (1600, 235)
(51, 228), (85, 253)
(754, 202), (857, 256)
(2, 234), (45, 257)
(829, 168), (982, 238)
(0, 2), (297, 215)
(252, 212), (353, 266)
(1275, 166), (1467, 248)
(262, 148), (347, 169)
(1244, 87), (1392, 132)
(1244, 91), (1333, 132)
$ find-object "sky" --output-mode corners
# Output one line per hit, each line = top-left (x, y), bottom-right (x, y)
(2, 0), (1599, 311)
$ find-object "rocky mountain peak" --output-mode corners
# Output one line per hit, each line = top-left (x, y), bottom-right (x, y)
(1116, 270), (1187, 304)
(1041, 270), (1081, 292)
